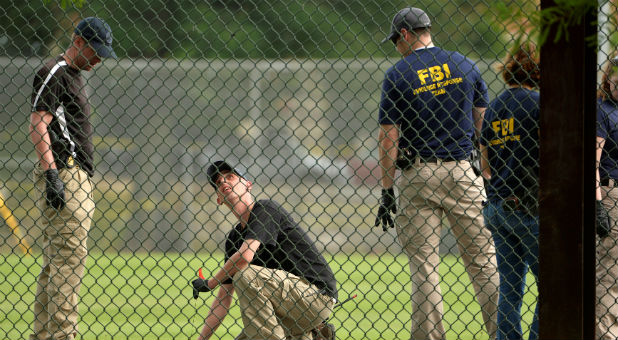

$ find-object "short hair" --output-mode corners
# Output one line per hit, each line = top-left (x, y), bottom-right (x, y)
(411, 27), (431, 37)
(391, 27), (430, 44)
(598, 53), (618, 100)
(499, 42), (540, 88)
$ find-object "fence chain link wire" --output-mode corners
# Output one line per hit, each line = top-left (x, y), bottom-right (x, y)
(0, 0), (616, 339)
(596, 3), (618, 340)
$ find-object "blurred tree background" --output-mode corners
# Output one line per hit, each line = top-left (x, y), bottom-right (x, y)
(0, 0), (520, 255)
(0, 0), (506, 59)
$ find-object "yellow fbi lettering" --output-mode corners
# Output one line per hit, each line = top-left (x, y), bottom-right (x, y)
(417, 64), (451, 85)
(490, 117), (520, 147)
(413, 63), (462, 96)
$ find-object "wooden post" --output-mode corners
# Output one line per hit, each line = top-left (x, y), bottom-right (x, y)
(539, 1), (597, 339)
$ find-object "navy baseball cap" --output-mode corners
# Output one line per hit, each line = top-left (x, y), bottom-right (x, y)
(382, 7), (431, 44)
(75, 17), (117, 59)
(207, 161), (247, 189)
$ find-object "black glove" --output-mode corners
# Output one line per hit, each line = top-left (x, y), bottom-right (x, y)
(191, 278), (211, 299)
(374, 188), (396, 231)
(312, 322), (336, 340)
(44, 169), (65, 210)
(596, 200), (611, 239)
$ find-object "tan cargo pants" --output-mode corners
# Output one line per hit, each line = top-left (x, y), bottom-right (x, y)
(597, 185), (618, 340)
(29, 166), (94, 340)
(395, 159), (499, 340)
(233, 265), (335, 340)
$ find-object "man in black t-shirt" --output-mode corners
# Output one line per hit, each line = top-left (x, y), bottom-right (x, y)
(192, 161), (338, 340)
(28, 17), (116, 340)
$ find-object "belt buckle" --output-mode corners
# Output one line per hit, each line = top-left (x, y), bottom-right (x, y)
(67, 156), (76, 168)
(396, 149), (414, 170)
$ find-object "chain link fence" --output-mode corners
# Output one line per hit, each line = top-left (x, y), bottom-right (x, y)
(1, 0), (617, 339)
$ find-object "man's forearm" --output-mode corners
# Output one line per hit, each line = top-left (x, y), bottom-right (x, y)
(30, 112), (55, 170)
(380, 155), (396, 189)
(212, 251), (251, 287)
(378, 125), (399, 189)
(198, 286), (233, 340)
(210, 240), (259, 290)
(473, 107), (486, 138)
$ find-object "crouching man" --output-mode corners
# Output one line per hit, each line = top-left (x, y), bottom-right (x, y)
(192, 161), (338, 340)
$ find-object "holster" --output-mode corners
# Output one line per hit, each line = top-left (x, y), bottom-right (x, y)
(51, 136), (75, 169)
(395, 148), (414, 170)
(507, 166), (539, 216)
(470, 147), (481, 177)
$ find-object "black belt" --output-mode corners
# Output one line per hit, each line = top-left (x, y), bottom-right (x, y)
(600, 178), (618, 187)
(396, 148), (463, 170)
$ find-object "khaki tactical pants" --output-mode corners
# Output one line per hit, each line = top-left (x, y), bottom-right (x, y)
(395, 159), (499, 340)
(234, 265), (334, 340)
(30, 166), (94, 340)
(597, 185), (618, 340)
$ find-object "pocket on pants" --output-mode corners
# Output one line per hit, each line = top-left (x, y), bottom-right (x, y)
(482, 203), (498, 233)
(452, 162), (479, 184)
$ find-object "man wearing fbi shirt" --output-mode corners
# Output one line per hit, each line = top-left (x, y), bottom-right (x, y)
(375, 7), (499, 340)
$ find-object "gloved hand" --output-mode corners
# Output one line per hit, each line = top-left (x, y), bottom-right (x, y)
(374, 188), (396, 231)
(596, 200), (611, 239)
(192, 278), (211, 299)
(312, 322), (336, 340)
(44, 169), (65, 210)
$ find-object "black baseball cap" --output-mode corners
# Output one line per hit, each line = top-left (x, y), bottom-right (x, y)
(206, 161), (247, 189)
(75, 17), (117, 59)
(611, 56), (618, 66)
(382, 7), (432, 44)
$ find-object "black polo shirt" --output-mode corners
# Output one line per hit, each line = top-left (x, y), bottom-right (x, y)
(224, 199), (338, 299)
(31, 56), (95, 176)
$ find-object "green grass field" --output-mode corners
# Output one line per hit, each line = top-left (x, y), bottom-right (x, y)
(0, 252), (537, 340)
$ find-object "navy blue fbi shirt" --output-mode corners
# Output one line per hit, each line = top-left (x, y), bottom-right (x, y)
(224, 199), (338, 299)
(378, 46), (489, 160)
(480, 87), (540, 201)
(597, 98), (618, 180)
